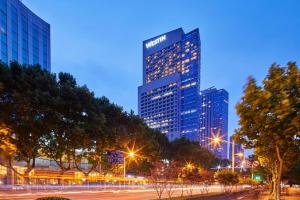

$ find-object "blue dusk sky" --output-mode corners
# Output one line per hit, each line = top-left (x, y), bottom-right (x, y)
(24, 0), (300, 141)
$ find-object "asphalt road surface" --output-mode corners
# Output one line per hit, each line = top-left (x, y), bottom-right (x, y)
(0, 188), (258, 200)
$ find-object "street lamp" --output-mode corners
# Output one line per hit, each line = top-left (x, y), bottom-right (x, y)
(210, 135), (240, 173)
(123, 151), (135, 178)
(185, 162), (193, 171)
(212, 136), (221, 145)
(237, 152), (243, 157)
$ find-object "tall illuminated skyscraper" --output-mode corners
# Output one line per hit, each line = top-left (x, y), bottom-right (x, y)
(0, 0), (50, 71)
(199, 87), (229, 159)
(138, 28), (201, 141)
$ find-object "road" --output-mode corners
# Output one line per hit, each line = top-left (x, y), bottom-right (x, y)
(0, 190), (263, 200)
(0, 185), (252, 200)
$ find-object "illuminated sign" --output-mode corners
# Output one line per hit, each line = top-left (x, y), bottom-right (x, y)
(145, 35), (166, 48)
(254, 175), (262, 181)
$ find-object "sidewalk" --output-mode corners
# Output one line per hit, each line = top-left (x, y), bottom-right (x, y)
(258, 187), (300, 200)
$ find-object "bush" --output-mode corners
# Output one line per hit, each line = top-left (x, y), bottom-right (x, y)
(215, 170), (239, 186)
(35, 198), (70, 200)
(239, 177), (261, 186)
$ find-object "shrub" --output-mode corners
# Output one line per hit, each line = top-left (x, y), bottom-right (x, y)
(239, 177), (261, 186)
(215, 170), (239, 186)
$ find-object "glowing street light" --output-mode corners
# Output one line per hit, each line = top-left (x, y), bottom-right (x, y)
(123, 150), (138, 178)
(237, 152), (244, 158)
(186, 162), (193, 170)
(129, 151), (135, 158)
(212, 136), (221, 145)
(209, 132), (239, 173)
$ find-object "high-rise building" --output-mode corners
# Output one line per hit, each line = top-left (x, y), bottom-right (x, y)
(199, 87), (228, 159)
(0, 0), (50, 71)
(138, 28), (201, 141)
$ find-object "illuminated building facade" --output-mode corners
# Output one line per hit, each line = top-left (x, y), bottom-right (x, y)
(138, 28), (201, 141)
(199, 87), (228, 159)
(0, 0), (50, 71)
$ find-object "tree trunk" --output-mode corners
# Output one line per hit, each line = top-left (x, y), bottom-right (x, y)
(273, 171), (279, 200)
(274, 145), (283, 200)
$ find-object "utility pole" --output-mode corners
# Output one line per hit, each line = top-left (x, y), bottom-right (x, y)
(232, 141), (235, 172)
(123, 155), (126, 178)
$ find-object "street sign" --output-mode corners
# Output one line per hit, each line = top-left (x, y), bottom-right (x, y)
(108, 151), (124, 164)
(254, 175), (262, 181)
(244, 160), (259, 168)
(253, 161), (260, 167)
(245, 160), (252, 167)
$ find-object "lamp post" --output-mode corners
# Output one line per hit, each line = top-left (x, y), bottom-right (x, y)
(123, 151), (135, 178)
(211, 135), (243, 173)
(232, 140), (235, 173)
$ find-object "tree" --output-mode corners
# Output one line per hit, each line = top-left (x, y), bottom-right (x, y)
(182, 168), (202, 196)
(0, 124), (16, 160)
(169, 138), (218, 169)
(150, 161), (167, 200)
(0, 62), (57, 180)
(215, 170), (239, 192)
(234, 62), (300, 200)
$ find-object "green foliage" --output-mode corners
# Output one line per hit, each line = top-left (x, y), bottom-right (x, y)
(239, 177), (261, 186)
(0, 62), (168, 176)
(0, 62), (219, 177)
(0, 62), (58, 176)
(215, 170), (239, 186)
(233, 62), (300, 199)
(169, 138), (218, 169)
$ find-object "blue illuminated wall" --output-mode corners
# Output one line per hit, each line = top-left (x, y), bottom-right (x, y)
(199, 87), (228, 159)
(138, 28), (201, 141)
(0, 0), (50, 71)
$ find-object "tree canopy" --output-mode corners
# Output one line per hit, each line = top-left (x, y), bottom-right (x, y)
(0, 62), (219, 178)
(233, 62), (300, 200)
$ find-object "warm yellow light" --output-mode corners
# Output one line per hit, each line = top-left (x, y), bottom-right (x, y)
(129, 151), (135, 158)
(213, 136), (221, 144)
(237, 152), (244, 158)
(186, 162), (193, 170)
(208, 129), (225, 148)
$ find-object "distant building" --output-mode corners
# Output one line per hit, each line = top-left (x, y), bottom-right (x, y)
(229, 136), (244, 164)
(0, 0), (50, 71)
(138, 28), (201, 141)
(199, 87), (229, 159)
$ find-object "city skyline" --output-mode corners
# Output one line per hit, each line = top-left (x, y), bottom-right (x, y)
(0, 1), (299, 199)
(22, 0), (300, 143)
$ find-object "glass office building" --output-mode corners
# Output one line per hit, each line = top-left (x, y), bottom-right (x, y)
(199, 87), (228, 159)
(138, 28), (201, 141)
(0, 0), (50, 71)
